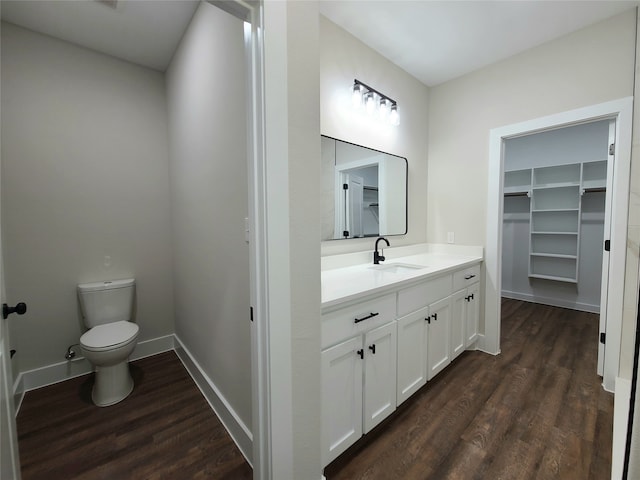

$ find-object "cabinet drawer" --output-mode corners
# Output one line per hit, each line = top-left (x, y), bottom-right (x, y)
(322, 294), (396, 349)
(397, 274), (452, 317)
(452, 264), (481, 291)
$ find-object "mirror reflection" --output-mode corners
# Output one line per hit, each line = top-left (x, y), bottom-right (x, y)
(321, 136), (408, 240)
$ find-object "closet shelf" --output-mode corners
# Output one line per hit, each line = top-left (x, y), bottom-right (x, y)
(505, 159), (606, 284)
(530, 253), (577, 260)
(532, 182), (580, 189)
(531, 231), (578, 236)
(529, 273), (578, 284)
(531, 208), (579, 213)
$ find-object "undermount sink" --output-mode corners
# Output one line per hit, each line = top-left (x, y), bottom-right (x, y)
(369, 263), (427, 274)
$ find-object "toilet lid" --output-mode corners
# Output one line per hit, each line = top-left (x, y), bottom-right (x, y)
(80, 321), (139, 349)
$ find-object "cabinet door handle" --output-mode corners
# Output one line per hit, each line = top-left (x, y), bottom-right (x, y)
(465, 295), (471, 302)
(425, 316), (431, 324)
(369, 344), (376, 355)
(354, 312), (379, 324)
(464, 274), (476, 280)
(357, 349), (364, 359)
(432, 313), (438, 321)
(469, 293), (474, 300)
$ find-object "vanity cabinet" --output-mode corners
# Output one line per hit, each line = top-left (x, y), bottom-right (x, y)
(322, 260), (482, 467)
(321, 294), (397, 466)
(396, 273), (452, 401)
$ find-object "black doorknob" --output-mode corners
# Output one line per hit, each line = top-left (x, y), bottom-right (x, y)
(3, 302), (27, 320)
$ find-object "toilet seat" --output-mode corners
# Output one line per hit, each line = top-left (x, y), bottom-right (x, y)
(80, 321), (139, 352)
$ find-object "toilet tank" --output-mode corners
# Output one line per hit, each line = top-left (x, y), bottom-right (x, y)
(78, 278), (135, 328)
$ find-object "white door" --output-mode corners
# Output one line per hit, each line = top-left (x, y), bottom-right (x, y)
(0, 234), (20, 478)
(597, 119), (616, 376)
(363, 321), (396, 433)
(321, 336), (363, 467)
(465, 283), (480, 347)
(450, 289), (466, 361)
(396, 308), (428, 405)
(427, 296), (451, 380)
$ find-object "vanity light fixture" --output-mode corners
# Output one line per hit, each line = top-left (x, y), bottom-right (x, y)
(351, 79), (399, 126)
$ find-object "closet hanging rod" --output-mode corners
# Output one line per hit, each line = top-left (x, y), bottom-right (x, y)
(504, 191), (530, 197)
(582, 187), (606, 194)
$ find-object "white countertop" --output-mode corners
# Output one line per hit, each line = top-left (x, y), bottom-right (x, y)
(321, 249), (483, 310)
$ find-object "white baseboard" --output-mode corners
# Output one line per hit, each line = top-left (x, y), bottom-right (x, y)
(473, 334), (501, 356)
(13, 334), (175, 413)
(173, 335), (253, 467)
(612, 376), (631, 480)
(501, 290), (599, 314)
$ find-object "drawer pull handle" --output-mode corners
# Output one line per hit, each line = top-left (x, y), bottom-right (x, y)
(369, 344), (376, 355)
(354, 312), (379, 324)
(357, 349), (364, 359)
(464, 274), (476, 280)
(425, 316), (431, 324)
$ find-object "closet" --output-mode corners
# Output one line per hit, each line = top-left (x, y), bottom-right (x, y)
(502, 120), (609, 313)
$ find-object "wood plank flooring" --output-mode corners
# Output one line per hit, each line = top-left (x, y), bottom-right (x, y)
(17, 351), (252, 480)
(17, 300), (614, 479)
(324, 299), (614, 480)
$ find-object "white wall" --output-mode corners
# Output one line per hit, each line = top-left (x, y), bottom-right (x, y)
(165, 2), (251, 432)
(502, 121), (609, 311)
(263, 1), (322, 477)
(0, 22), (174, 374)
(428, 10), (636, 335)
(320, 15), (429, 256)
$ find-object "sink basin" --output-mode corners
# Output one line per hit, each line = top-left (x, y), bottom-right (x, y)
(369, 263), (427, 274)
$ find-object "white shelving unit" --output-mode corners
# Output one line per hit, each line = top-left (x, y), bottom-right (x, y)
(504, 160), (607, 283)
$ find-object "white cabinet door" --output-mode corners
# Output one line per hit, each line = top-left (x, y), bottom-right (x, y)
(363, 321), (397, 433)
(321, 336), (363, 466)
(427, 296), (451, 380)
(465, 282), (480, 347)
(450, 289), (466, 360)
(396, 307), (428, 406)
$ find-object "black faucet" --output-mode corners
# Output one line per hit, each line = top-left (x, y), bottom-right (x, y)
(374, 237), (390, 264)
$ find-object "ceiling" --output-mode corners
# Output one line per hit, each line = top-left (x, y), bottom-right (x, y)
(319, 0), (639, 86)
(0, 0), (199, 72)
(0, 1), (638, 83)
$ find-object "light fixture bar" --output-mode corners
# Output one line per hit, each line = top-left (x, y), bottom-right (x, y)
(353, 79), (397, 107)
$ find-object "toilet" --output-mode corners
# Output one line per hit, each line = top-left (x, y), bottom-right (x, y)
(78, 278), (139, 407)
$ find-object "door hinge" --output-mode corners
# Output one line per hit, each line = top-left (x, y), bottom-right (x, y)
(609, 143), (615, 155)
(250, 306), (254, 322)
(604, 240), (610, 252)
(600, 332), (606, 344)
(343, 183), (349, 190)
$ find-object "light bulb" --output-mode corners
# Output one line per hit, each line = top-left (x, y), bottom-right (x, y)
(352, 83), (363, 108)
(365, 92), (376, 115)
(379, 98), (390, 120)
(390, 104), (400, 126)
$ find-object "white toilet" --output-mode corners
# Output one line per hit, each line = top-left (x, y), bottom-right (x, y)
(78, 278), (139, 407)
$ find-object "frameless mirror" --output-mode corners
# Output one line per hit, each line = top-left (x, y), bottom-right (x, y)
(321, 136), (408, 240)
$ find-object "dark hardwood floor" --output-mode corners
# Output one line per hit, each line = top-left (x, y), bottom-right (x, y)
(17, 300), (613, 479)
(325, 298), (614, 480)
(17, 351), (252, 480)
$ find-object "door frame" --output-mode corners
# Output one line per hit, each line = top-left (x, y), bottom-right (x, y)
(485, 97), (633, 393)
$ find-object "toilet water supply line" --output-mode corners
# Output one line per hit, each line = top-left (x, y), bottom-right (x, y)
(65, 344), (79, 360)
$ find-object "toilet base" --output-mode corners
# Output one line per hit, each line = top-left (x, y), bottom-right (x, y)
(92, 360), (134, 407)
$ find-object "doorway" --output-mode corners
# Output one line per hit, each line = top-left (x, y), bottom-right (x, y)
(485, 97), (633, 394)
(501, 119), (613, 377)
